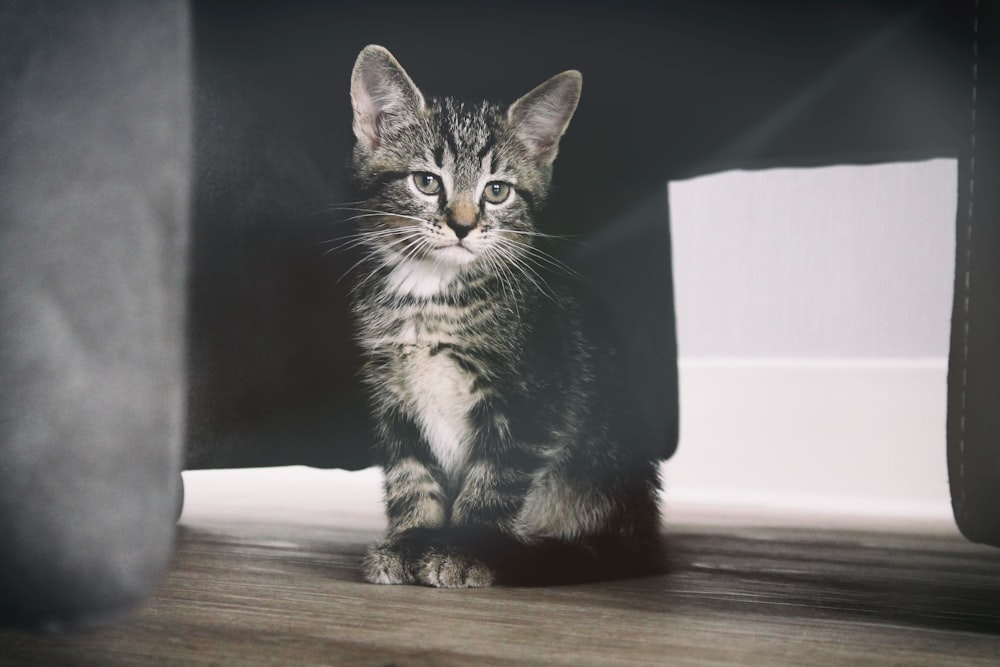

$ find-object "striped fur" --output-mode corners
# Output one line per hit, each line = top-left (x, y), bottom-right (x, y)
(348, 45), (664, 587)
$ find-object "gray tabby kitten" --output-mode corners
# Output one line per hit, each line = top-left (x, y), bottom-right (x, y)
(348, 45), (664, 587)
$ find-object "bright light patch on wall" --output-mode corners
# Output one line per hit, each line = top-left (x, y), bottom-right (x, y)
(664, 159), (958, 527)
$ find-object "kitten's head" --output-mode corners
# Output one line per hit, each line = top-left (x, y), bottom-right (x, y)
(349, 45), (581, 296)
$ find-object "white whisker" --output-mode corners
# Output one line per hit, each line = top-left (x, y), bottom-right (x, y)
(320, 226), (411, 248)
(351, 241), (417, 292)
(483, 248), (524, 320)
(499, 229), (584, 244)
(336, 231), (427, 284)
(327, 207), (434, 227)
(485, 241), (561, 307)
(492, 235), (583, 281)
(320, 226), (421, 257)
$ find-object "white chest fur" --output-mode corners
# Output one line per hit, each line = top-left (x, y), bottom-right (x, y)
(387, 258), (461, 299)
(396, 340), (477, 475)
(364, 257), (479, 475)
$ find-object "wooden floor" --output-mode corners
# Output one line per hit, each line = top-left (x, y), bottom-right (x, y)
(3, 471), (1000, 665)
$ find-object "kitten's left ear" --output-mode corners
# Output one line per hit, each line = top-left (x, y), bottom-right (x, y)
(351, 45), (426, 152)
(508, 70), (582, 166)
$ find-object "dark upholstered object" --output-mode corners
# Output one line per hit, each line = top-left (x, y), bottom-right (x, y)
(1, 0), (995, 630)
(183, 0), (972, 472)
(947, 2), (1000, 548)
(186, 0), (1000, 548)
(184, 0), (993, 541)
(0, 2), (191, 627)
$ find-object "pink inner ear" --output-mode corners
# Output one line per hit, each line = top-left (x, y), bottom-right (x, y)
(531, 138), (557, 163)
(509, 74), (580, 166)
(351, 47), (429, 154)
(353, 80), (423, 153)
(352, 84), (383, 150)
(517, 117), (565, 165)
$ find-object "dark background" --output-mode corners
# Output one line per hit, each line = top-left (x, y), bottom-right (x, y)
(185, 0), (974, 471)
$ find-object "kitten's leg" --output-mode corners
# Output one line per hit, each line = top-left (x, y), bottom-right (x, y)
(514, 467), (616, 541)
(450, 458), (527, 531)
(364, 400), (523, 586)
(382, 457), (447, 534)
(515, 456), (667, 580)
(413, 403), (536, 588)
(416, 456), (530, 588)
(364, 410), (449, 585)
(364, 456), (448, 584)
(418, 400), (504, 587)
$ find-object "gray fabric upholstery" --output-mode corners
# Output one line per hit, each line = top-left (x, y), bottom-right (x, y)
(0, 1), (191, 628)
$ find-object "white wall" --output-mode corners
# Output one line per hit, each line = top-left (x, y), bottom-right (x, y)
(663, 159), (959, 526)
(669, 160), (957, 358)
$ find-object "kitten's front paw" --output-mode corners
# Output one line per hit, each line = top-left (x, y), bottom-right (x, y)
(362, 541), (417, 585)
(418, 548), (495, 588)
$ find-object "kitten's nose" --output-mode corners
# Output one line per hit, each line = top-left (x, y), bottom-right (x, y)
(446, 200), (478, 240)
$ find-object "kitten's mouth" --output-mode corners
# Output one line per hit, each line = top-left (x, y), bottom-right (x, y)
(434, 242), (476, 262)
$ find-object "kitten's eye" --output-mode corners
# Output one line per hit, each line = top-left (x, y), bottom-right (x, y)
(412, 172), (442, 195)
(483, 181), (511, 205)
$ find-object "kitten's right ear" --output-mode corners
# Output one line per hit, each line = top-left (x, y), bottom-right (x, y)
(351, 45), (425, 152)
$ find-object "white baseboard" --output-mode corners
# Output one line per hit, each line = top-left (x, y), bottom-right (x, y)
(662, 358), (957, 531)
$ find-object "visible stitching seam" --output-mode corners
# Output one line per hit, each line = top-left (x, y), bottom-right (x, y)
(958, 0), (979, 513)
